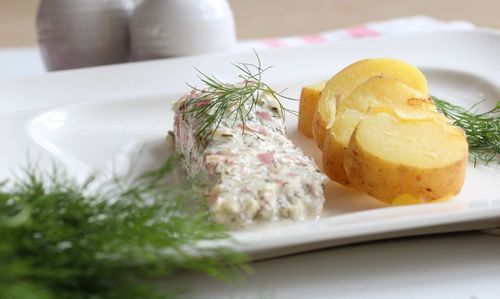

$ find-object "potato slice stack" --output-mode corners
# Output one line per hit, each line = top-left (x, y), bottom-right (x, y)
(298, 58), (468, 205)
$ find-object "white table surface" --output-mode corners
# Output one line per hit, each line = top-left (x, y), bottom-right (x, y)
(1, 49), (499, 299)
(168, 232), (500, 299)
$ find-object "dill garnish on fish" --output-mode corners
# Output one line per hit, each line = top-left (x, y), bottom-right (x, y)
(185, 52), (297, 144)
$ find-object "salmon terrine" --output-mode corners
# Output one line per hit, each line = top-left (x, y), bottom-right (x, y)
(173, 84), (327, 227)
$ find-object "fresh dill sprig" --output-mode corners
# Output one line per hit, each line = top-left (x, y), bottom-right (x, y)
(433, 96), (500, 165)
(0, 157), (249, 299)
(185, 51), (297, 144)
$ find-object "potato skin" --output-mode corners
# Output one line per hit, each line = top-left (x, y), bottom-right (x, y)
(344, 129), (467, 204)
(298, 85), (323, 138)
(323, 128), (352, 186)
(312, 110), (327, 150)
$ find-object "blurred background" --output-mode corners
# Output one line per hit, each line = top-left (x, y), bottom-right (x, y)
(1, 0), (499, 48)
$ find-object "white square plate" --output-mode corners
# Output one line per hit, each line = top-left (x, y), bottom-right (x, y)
(1, 29), (500, 259)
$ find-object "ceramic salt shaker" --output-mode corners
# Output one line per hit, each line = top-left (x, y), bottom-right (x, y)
(130, 0), (237, 61)
(37, 0), (133, 71)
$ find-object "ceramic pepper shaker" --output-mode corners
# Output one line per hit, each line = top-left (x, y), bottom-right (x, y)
(130, 0), (237, 61)
(37, 0), (133, 71)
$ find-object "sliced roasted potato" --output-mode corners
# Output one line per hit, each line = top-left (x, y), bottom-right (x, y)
(313, 58), (429, 150)
(344, 107), (468, 204)
(298, 81), (327, 138)
(323, 76), (435, 185)
(335, 76), (435, 116)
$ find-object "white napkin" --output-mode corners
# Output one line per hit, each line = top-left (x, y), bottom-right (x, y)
(239, 16), (475, 49)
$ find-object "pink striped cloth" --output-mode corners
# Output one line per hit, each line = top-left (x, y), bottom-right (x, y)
(238, 16), (474, 49)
